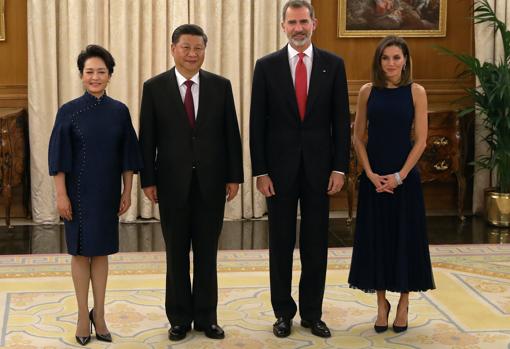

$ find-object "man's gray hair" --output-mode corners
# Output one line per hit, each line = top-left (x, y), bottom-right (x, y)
(282, 0), (315, 21)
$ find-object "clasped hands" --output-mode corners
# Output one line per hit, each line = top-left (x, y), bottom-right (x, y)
(367, 172), (401, 194)
(256, 172), (344, 197)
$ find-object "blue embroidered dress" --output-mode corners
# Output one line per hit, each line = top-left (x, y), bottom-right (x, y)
(48, 92), (143, 256)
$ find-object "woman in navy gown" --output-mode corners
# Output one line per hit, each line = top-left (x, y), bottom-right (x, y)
(348, 36), (435, 333)
(48, 45), (142, 345)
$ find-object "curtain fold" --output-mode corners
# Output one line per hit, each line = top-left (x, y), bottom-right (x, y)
(189, 0), (287, 219)
(472, 0), (510, 213)
(28, 0), (287, 223)
(28, 1), (59, 223)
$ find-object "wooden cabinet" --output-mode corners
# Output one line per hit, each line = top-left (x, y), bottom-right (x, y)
(346, 108), (468, 221)
(0, 108), (30, 226)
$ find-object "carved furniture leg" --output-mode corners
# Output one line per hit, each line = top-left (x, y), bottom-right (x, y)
(3, 184), (12, 227)
(456, 170), (466, 221)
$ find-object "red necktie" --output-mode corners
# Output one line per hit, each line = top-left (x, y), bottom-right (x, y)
(295, 52), (307, 121)
(184, 80), (195, 128)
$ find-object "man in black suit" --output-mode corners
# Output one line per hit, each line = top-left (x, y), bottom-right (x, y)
(250, 0), (350, 338)
(139, 24), (243, 341)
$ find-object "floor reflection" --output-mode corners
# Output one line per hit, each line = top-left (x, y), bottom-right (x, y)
(0, 216), (508, 255)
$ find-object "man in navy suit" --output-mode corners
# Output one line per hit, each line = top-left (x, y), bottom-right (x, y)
(139, 24), (243, 341)
(250, 0), (350, 338)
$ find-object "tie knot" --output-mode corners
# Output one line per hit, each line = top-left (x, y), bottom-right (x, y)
(298, 52), (305, 61)
(185, 80), (193, 88)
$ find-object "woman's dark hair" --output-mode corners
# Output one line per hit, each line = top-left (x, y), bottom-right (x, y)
(172, 24), (208, 46)
(77, 44), (115, 75)
(372, 35), (412, 88)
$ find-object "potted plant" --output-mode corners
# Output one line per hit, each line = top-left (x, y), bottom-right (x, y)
(439, 0), (510, 226)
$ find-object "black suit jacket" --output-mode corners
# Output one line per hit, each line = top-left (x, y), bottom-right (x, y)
(139, 68), (243, 208)
(250, 46), (351, 194)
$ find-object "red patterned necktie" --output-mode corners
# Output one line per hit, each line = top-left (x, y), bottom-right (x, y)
(295, 52), (307, 121)
(184, 80), (195, 128)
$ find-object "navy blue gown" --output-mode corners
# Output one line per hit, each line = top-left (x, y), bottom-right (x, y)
(48, 92), (143, 256)
(348, 84), (435, 293)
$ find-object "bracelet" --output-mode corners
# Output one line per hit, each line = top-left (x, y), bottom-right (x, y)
(394, 172), (403, 185)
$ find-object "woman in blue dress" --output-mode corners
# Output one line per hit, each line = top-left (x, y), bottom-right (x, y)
(48, 45), (142, 345)
(348, 36), (435, 333)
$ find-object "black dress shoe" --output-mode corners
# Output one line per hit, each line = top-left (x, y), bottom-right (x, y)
(75, 314), (92, 346)
(168, 324), (191, 341)
(273, 317), (292, 337)
(89, 309), (113, 342)
(195, 323), (225, 339)
(392, 306), (408, 333)
(75, 335), (91, 346)
(374, 299), (391, 333)
(300, 319), (331, 338)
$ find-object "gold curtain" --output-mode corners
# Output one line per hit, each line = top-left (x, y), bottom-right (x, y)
(28, 0), (287, 223)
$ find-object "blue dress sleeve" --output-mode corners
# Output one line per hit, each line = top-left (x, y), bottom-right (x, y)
(48, 107), (73, 176)
(121, 106), (143, 173)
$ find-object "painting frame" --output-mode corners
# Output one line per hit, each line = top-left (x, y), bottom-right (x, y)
(0, 0), (4, 41)
(338, 0), (447, 38)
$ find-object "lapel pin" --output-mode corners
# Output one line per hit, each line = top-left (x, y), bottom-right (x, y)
(322, 69), (326, 73)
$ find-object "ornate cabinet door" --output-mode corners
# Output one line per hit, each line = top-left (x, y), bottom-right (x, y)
(0, 108), (30, 226)
(346, 109), (468, 222)
(417, 110), (467, 219)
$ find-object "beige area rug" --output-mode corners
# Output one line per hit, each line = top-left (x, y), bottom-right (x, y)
(0, 245), (509, 348)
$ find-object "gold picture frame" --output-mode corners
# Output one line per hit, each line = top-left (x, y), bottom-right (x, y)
(338, 0), (447, 38)
(0, 0), (5, 41)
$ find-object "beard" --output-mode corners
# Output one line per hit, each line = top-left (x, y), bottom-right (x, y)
(288, 32), (311, 47)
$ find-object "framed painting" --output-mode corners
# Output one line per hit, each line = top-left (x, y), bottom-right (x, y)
(0, 0), (4, 41)
(338, 0), (447, 38)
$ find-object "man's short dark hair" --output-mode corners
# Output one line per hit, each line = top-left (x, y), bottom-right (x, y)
(171, 24), (208, 46)
(282, 0), (315, 21)
(77, 44), (115, 75)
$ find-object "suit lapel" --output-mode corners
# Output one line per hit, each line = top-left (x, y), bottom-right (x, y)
(305, 47), (325, 121)
(277, 46), (300, 121)
(195, 70), (209, 130)
(164, 68), (191, 129)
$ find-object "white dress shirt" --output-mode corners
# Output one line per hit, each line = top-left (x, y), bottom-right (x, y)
(175, 69), (199, 119)
(288, 44), (313, 92)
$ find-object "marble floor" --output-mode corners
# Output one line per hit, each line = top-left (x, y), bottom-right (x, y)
(0, 215), (508, 255)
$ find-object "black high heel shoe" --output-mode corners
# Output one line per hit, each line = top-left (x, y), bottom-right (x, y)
(75, 316), (92, 346)
(392, 306), (408, 333)
(374, 299), (391, 333)
(89, 308), (113, 342)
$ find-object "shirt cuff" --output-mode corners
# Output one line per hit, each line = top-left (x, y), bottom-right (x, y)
(333, 171), (345, 176)
(255, 173), (269, 178)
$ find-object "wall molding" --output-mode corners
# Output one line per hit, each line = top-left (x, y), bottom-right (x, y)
(346, 78), (472, 105)
(0, 84), (28, 108)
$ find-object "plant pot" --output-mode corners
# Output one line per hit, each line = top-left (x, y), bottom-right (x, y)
(484, 188), (510, 227)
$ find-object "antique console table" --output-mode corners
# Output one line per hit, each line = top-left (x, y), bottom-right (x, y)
(0, 108), (30, 226)
(346, 105), (469, 222)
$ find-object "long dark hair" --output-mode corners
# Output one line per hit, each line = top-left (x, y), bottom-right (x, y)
(371, 35), (412, 88)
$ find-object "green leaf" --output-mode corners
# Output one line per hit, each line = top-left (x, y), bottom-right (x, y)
(435, 0), (510, 192)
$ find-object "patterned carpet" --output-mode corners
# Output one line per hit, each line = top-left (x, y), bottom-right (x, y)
(0, 245), (509, 348)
